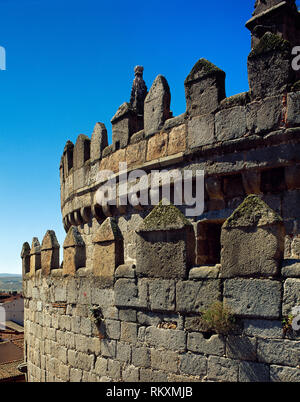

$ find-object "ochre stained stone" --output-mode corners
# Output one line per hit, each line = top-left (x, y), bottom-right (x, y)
(167, 124), (187, 156)
(146, 132), (168, 162)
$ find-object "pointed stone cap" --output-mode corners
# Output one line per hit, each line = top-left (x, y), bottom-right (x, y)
(111, 102), (135, 124)
(249, 32), (291, 58)
(91, 122), (108, 161)
(41, 230), (60, 251)
(93, 217), (122, 243)
(30, 237), (41, 255)
(63, 140), (74, 153)
(137, 200), (192, 232)
(251, 0), (297, 17)
(184, 58), (225, 85)
(223, 195), (283, 229)
(63, 226), (85, 248)
(21, 242), (30, 258)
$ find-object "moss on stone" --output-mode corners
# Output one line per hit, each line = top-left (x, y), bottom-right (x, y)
(185, 58), (224, 83)
(291, 80), (300, 92)
(140, 200), (191, 231)
(249, 32), (291, 58)
(223, 194), (283, 228)
(220, 92), (250, 109)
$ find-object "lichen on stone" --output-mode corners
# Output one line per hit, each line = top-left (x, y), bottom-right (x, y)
(185, 58), (225, 83)
(291, 80), (300, 92)
(223, 194), (283, 228)
(249, 32), (291, 58)
(139, 199), (191, 231)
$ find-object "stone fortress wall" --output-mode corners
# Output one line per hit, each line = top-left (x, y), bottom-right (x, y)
(21, 0), (300, 382)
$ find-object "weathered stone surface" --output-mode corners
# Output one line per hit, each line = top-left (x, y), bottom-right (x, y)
(41, 230), (60, 275)
(144, 327), (186, 352)
(131, 346), (150, 368)
(226, 336), (257, 361)
(187, 113), (215, 148)
(146, 131), (168, 161)
(130, 65), (148, 116)
(179, 353), (207, 378)
(282, 278), (300, 315)
(90, 122), (108, 162)
(63, 227), (85, 275)
(187, 332), (225, 356)
(92, 218), (123, 285)
(125, 140), (146, 168)
(167, 124), (187, 155)
(270, 365), (300, 382)
(144, 75), (171, 137)
(115, 264), (136, 279)
(246, 96), (282, 134)
(74, 134), (90, 170)
(184, 59), (226, 117)
(223, 278), (282, 318)
(114, 278), (147, 308)
(136, 202), (195, 279)
(281, 259), (300, 277)
(220, 195), (285, 278)
(176, 280), (221, 313)
(21, 242), (31, 276)
(239, 361), (270, 382)
(188, 265), (220, 279)
(243, 319), (283, 339)
(207, 356), (239, 382)
(247, 33), (292, 99)
(215, 106), (247, 141)
(111, 102), (139, 151)
(148, 279), (175, 312)
(151, 349), (178, 373)
(287, 91), (300, 127)
(30, 237), (41, 275)
(257, 338), (300, 366)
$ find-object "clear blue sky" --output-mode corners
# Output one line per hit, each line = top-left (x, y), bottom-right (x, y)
(0, 0), (296, 274)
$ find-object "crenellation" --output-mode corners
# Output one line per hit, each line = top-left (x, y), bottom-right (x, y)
(22, 0), (300, 383)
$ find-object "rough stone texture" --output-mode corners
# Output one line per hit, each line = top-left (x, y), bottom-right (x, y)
(73, 134), (90, 170)
(207, 356), (239, 382)
(167, 124), (187, 155)
(90, 123), (108, 162)
(136, 202), (195, 279)
(24, 1), (300, 384)
(41, 230), (60, 275)
(282, 278), (300, 316)
(111, 103), (138, 151)
(176, 280), (221, 313)
(63, 227), (85, 275)
(184, 59), (226, 117)
(187, 113), (215, 148)
(223, 278), (282, 318)
(287, 91), (300, 127)
(246, 96), (282, 134)
(239, 361), (270, 382)
(144, 75), (171, 137)
(220, 195), (285, 278)
(92, 218), (123, 285)
(215, 106), (247, 141)
(146, 131), (168, 161)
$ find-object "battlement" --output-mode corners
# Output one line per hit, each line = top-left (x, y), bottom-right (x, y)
(21, 0), (300, 383)
(59, 0), (300, 233)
